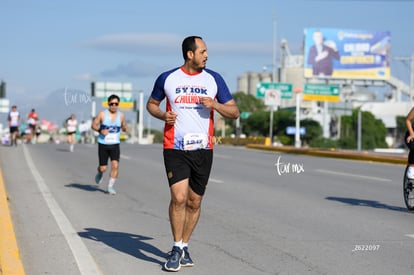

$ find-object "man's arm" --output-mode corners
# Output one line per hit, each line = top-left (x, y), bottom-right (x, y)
(146, 97), (177, 125)
(91, 112), (102, 132)
(120, 113), (129, 133)
(199, 97), (240, 119)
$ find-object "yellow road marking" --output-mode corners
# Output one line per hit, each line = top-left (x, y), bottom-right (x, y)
(0, 166), (25, 275)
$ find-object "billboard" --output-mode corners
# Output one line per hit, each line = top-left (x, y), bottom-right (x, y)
(304, 28), (390, 80)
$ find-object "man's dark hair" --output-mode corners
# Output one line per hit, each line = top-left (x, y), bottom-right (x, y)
(182, 36), (203, 61)
(108, 94), (120, 103)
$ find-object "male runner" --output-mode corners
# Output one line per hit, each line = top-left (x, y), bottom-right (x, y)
(91, 94), (129, 194)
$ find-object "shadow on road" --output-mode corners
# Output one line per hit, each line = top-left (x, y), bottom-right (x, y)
(56, 148), (71, 152)
(78, 228), (167, 266)
(65, 183), (107, 194)
(326, 196), (409, 213)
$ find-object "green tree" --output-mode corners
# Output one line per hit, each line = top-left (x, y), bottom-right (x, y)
(230, 92), (265, 136)
(300, 119), (323, 145)
(232, 92), (266, 112)
(338, 109), (387, 150)
(225, 92), (266, 136)
(245, 110), (269, 136)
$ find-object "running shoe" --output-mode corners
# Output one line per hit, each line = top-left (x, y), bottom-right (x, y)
(95, 172), (103, 184)
(180, 247), (194, 267)
(107, 187), (116, 195)
(164, 246), (183, 272)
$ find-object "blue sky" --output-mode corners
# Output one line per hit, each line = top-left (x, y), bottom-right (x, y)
(1, 0), (414, 123)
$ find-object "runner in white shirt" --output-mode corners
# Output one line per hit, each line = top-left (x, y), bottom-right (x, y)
(147, 35), (239, 271)
(66, 114), (78, 152)
(8, 105), (20, 146)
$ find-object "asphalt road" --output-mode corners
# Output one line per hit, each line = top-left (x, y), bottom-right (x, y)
(1, 143), (413, 275)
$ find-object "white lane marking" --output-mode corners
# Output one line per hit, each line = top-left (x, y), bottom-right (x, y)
(209, 178), (224, 183)
(23, 145), (102, 275)
(315, 169), (392, 182)
(121, 154), (131, 160)
(214, 154), (232, 159)
(405, 234), (414, 239)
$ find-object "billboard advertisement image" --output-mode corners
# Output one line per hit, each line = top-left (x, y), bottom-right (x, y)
(304, 28), (390, 80)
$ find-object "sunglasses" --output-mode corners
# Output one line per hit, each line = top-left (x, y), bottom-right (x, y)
(109, 102), (119, 106)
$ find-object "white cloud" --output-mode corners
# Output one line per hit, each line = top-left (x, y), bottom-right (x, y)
(82, 33), (272, 56)
(74, 73), (95, 81)
(82, 33), (182, 55)
(100, 60), (162, 78)
(209, 42), (272, 55)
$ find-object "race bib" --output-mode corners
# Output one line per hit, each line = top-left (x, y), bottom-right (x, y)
(104, 133), (118, 143)
(183, 133), (209, 151)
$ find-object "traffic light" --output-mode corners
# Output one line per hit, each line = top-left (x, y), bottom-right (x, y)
(91, 82), (95, 97)
(0, 81), (5, 98)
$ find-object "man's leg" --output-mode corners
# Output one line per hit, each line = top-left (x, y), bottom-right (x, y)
(407, 150), (414, 179)
(169, 179), (190, 243)
(164, 179), (189, 271)
(107, 160), (119, 194)
(109, 160), (119, 179)
(169, 179), (203, 242)
(182, 188), (202, 243)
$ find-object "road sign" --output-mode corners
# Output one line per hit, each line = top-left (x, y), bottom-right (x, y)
(240, 112), (252, 119)
(94, 82), (133, 99)
(286, 126), (306, 135)
(0, 98), (9, 113)
(303, 84), (340, 102)
(256, 82), (293, 99)
(264, 89), (281, 106)
(102, 97), (134, 110)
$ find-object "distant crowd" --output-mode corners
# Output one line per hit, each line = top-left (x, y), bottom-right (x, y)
(4, 105), (91, 146)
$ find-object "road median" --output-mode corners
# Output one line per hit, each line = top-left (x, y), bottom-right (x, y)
(246, 144), (407, 165)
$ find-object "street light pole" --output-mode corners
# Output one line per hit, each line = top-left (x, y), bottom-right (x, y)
(272, 15), (277, 84)
(357, 107), (362, 151)
(268, 15), (277, 145)
(269, 106), (274, 145)
(294, 88), (302, 148)
(138, 91), (144, 144)
(411, 53), (414, 106)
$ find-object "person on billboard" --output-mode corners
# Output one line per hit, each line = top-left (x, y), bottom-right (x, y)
(307, 30), (340, 77)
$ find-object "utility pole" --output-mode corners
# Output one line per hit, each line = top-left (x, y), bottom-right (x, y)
(394, 55), (414, 106)
(269, 15), (277, 145)
(138, 91), (144, 144)
(272, 15), (277, 83)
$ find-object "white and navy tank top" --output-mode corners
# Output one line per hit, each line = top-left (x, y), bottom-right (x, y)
(97, 110), (121, 145)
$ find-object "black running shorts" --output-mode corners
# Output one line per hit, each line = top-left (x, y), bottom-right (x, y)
(9, 126), (19, 134)
(98, 143), (120, 166)
(405, 129), (414, 164)
(163, 149), (213, 196)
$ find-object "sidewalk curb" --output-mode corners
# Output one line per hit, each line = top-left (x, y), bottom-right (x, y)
(246, 144), (407, 165)
(0, 166), (25, 275)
